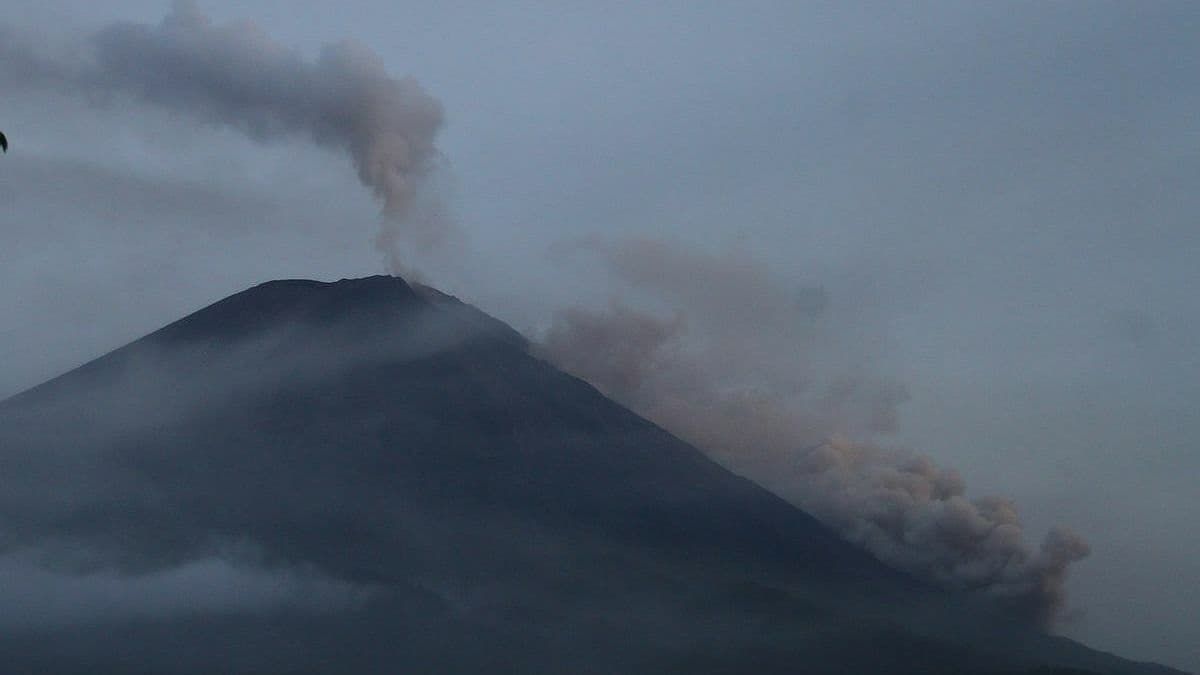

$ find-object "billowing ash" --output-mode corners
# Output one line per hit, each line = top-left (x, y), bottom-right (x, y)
(793, 438), (1089, 624)
(0, 0), (446, 271)
(538, 237), (1089, 626)
(1, 1), (1090, 630)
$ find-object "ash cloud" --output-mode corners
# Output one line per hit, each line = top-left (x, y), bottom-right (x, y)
(0, 1), (447, 270)
(0, 0), (1090, 635)
(538, 237), (1089, 626)
(791, 438), (1089, 625)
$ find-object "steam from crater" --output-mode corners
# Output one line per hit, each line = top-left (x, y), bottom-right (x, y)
(0, 0), (446, 270)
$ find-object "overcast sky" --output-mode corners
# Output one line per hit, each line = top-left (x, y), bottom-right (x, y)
(1, 2), (1198, 671)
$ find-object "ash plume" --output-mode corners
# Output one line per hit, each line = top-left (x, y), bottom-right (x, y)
(538, 237), (1089, 626)
(0, 1), (446, 270)
(0, 0), (1090, 632)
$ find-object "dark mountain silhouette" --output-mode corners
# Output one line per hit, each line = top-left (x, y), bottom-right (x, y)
(0, 276), (1185, 674)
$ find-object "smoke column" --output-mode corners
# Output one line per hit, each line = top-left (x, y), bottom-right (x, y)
(0, 1), (445, 271)
(1, 0), (1089, 628)
(538, 237), (1090, 627)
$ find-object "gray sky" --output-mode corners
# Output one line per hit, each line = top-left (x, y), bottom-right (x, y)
(1, 2), (1197, 671)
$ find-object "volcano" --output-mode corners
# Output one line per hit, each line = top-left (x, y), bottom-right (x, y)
(0, 276), (1184, 674)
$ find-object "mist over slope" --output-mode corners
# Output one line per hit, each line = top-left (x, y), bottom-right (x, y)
(0, 276), (1182, 675)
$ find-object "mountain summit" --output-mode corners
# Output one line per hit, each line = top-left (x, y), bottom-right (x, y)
(0, 276), (1184, 674)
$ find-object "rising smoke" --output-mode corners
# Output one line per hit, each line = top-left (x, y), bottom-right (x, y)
(538, 237), (1089, 626)
(0, 0), (446, 271)
(0, 2), (1090, 629)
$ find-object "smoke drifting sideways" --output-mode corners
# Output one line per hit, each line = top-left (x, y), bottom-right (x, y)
(538, 238), (1090, 627)
(0, 1), (446, 272)
(0, 0), (1090, 630)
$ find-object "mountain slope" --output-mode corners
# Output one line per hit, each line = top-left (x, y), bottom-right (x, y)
(0, 276), (1184, 674)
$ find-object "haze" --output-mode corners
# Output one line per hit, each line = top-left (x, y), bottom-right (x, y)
(0, 2), (1197, 671)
